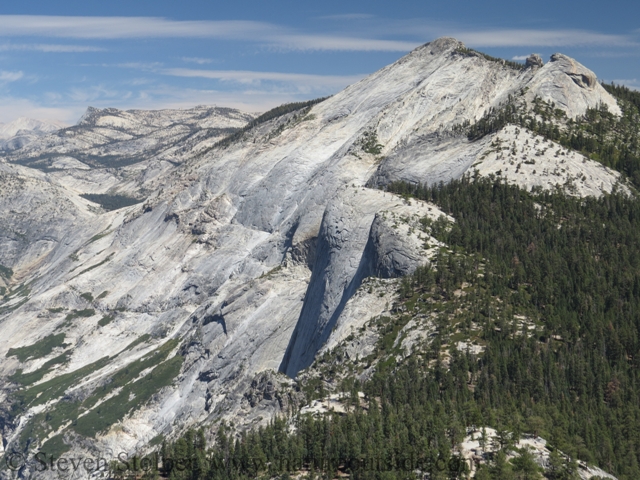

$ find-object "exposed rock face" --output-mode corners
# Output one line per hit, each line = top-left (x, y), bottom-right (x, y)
(522, 53), (617, 117)
(525, 53), (544, 69)
(0, 37), (625, 466)
(280, 189), (446, 376)
(365, 211), (429, 278)
(551, 53), (597, 88)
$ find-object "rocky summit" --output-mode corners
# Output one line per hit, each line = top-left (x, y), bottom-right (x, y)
(0, 37), (627, 478)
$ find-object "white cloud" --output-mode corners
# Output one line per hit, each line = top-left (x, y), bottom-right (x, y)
(453, 29), (638, 48)
(182, 57), (214, 64)
(336, 18), (640, 49)
(125, 78), (154, 86)
(0, 96), (78, 124)
(512, 55), (529, 61)
(115, 62), (163, 69)
(0, 70), (23, 82)
(162, 68), (364, 91)
(0, 15), (636, 53)
(0, 15), (417, 52)
(79, 62), (163, 69)
(267, 35), (419, 52)
(0, 43), (104, 52)
(67, 85), (125, 103)
(0, 16), (278, 40)
(318, 14), (375, 20)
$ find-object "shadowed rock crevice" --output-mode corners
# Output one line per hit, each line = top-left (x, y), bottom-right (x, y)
(203, 313), (227, 335)
(280, 196), (436, 377)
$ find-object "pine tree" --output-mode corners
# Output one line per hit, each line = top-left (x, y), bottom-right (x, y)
(512, 448), (543, 479)
(491, 450), (515, 480)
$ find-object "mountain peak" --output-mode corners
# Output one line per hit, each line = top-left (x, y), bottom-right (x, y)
(426, 36), (464, 52)
(77, 106), (103, 125)
(0, 117), (65, 140)
(409, 36), (464, 57)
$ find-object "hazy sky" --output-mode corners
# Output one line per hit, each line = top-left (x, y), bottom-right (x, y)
(0, 0), (638, 124)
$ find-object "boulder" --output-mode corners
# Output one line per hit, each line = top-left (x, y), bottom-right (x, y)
(525, 54), (544, 69)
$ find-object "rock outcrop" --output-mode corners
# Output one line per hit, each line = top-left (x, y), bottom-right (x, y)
(460, 428), (617, 480)
(525, 53), (544, 69)
(523, 53), (618, 117)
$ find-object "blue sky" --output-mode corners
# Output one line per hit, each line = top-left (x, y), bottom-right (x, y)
(0, 0), (639, 124)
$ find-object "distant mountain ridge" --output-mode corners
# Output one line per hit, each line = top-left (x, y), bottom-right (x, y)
(0, 117), (67, 152)
(2, 105), (254, 173)
(0, 117), (65, 140)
